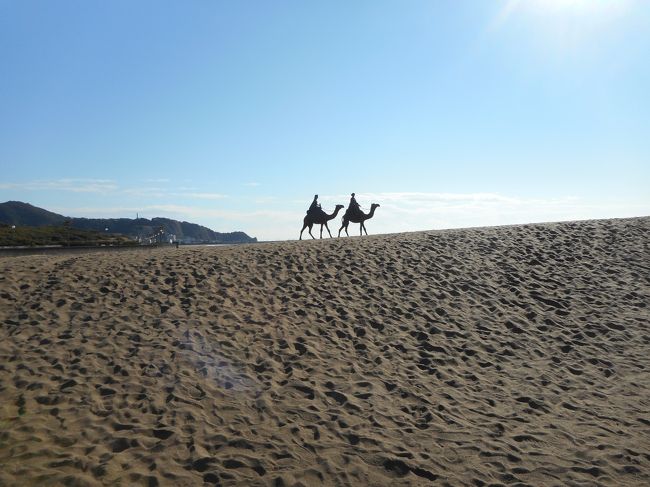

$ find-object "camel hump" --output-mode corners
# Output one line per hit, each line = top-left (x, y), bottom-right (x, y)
(345, 207), (362, 219)
(308, 207), (327, 218)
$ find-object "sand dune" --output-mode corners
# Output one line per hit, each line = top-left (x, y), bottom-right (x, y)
(1, 217), (649, 486)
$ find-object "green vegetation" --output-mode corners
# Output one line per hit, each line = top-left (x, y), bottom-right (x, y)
(0, 224), (136, 247)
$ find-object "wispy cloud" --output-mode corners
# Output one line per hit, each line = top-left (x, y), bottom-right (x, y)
(0, 179), (231, 201)
(315, 192), (520, 210)
(354, 192), (519, 204)
(122, 187), (166, 198)
(147, 204), (295, 222)
(179, 192), (228, 200)
(253, 196), (278, 204)
(0, 178), (118, 193)
(143, 178), (170, 183)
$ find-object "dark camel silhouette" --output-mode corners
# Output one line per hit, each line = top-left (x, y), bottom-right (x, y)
(300, 204), (344, 240)
(338, 203), (380, 237)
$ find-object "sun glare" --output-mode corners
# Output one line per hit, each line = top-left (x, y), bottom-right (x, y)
(493, 0), (634, 48)
(532, 0), (593, 12)
(497, 0), (633, 20)
(521, 0), (634, 16)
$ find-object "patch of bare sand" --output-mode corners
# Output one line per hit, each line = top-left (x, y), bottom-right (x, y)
(0, 217), (649, 486)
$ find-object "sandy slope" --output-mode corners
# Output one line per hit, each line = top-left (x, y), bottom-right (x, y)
(0, 217), (649, 486)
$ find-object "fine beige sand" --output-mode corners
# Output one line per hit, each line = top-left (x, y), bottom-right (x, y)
(1, 217), (649, 486)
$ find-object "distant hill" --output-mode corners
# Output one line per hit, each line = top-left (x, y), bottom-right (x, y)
(0, 201), (66, 227)
(0, 201), (257, 244)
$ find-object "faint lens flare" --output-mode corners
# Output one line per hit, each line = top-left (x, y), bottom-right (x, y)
(179, 328), (258, 393)
(492, 0), (521, 30)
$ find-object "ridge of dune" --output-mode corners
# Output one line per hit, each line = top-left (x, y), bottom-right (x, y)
(1, 217), (649, 486)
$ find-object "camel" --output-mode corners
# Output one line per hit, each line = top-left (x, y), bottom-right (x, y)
(300, 204), (344, 240)
(338, 203), (380, 237)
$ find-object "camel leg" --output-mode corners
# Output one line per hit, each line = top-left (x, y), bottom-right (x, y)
(362, 222), (368, 236)
(319, 224), (323, 239)
(338, 223), (348, 237)
(308, 224), (315, 239)
(299, 222), (308, 240)
(324, 222), (332, 238)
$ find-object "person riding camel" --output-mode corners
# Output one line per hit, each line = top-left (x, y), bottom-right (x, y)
(347, 192), (361, 218)
(307, 194), (321, 216)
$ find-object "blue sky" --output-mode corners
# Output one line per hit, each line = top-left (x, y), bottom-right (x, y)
(1, 0), (649, 240)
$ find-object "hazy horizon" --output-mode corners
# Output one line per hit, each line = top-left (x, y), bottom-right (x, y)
(2, 1), (649, 241)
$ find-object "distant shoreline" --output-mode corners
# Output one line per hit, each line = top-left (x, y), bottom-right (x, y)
(0, 242), (250, 258)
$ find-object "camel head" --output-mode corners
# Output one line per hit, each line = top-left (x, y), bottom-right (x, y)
(335, 204), (344, 210)
(371, 203), (380, 209)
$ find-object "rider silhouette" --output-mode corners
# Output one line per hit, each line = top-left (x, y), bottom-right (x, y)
(307, 194), (321, 215)
(347, 192), (361, 217)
